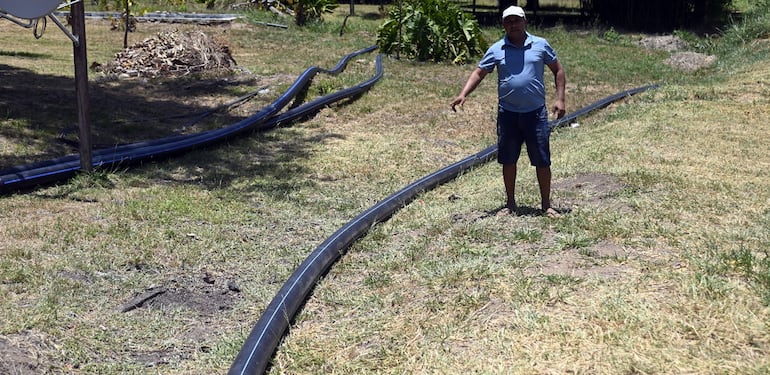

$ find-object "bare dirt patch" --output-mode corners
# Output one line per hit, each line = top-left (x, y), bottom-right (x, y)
(121, 271), (243, 315)
(117, 271), (244, 367)
(533, 240), (633, 279)
(664, 51), (718, 72)
(524, 174), (637, 279)
(521, 174), (681, 279)
(637, 35), (689, 52)
(553, 172), (631, 213)
(0, 330), (54, 375)
(445, 173), (645, 280)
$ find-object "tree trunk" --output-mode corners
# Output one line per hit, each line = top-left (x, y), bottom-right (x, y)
(123, 0), (129, 49)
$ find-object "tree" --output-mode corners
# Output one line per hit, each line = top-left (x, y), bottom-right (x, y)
(96, 0), (136, 48)
(121, 0), (132, 49)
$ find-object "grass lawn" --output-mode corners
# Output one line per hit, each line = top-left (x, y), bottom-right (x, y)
(1, 2), (768, 374)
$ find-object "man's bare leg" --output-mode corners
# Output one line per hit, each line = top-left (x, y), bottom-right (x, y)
(536, 166), (560, 217)
(502, 163), (517, 213)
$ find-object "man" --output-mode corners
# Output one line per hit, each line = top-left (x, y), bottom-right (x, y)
(451, 5), (566, 217)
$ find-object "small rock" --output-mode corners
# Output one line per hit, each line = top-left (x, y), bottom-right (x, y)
(227, 280), (241, 293)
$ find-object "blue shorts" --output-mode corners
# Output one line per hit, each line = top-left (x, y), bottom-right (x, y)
(496, 106), (551, 167)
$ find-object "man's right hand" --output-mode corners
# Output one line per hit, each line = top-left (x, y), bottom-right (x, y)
(450, 96), (465, 112)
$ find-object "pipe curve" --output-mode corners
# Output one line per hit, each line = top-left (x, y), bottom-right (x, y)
(228, 84), (658, 375)
(0, 45), (381, 194)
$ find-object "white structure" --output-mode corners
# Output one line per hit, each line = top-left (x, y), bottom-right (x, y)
(0, 0), (62, 19)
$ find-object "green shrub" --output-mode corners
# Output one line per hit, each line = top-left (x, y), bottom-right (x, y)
(295, 0), (338, 25)
(376, 0), (487, 64)
(694, 0), (770, 62)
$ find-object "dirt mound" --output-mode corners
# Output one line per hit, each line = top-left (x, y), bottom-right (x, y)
(665, 51), (717, 72)
(0, 331), (54, 374)
(637, 35), (688, 52)
(97, 30), (237, 78)
(636, 35), (717, 72)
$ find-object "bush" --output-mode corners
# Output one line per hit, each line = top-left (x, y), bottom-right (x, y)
(295, 0), (338, 25)
(700, 0), (770, 62)
(376, 0), (487, 64)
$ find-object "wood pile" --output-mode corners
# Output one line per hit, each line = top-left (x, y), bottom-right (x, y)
(97, 30), (236, 78)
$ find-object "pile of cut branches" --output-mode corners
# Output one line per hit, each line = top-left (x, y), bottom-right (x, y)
(97, 30), (237, 78)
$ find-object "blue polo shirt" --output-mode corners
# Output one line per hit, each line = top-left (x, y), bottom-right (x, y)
(478, 33), (558, 113)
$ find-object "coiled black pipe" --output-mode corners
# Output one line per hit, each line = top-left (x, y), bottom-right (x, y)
(228, 84), (658, 375)
(0, 45), (381, 194)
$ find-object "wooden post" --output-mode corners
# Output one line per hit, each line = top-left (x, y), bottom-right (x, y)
(70, 0), (92, 172)
(396, 0), (401, 60)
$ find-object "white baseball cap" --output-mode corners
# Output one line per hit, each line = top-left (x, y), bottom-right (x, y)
(502, 6), (526, 20)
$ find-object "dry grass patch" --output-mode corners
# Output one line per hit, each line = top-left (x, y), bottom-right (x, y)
(2, 5), (769, 374)
(269, 58), (770, 375)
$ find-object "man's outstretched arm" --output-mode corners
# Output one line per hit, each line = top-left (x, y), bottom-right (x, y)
(451, 67), (489, 111)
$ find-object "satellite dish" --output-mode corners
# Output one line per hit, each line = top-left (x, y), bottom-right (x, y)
(0, 0), (61, 19)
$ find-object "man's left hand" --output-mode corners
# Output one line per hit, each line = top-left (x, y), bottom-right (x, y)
(553, 100), (566, 119)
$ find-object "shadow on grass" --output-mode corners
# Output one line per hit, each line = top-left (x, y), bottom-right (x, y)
(130, 128), (346, 200)
(0, 50), (50, 58)
(486, 205), (572, 218)
(1, 63), (337, 197)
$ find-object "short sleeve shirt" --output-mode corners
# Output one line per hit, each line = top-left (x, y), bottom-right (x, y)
(478, 33), (558, 113)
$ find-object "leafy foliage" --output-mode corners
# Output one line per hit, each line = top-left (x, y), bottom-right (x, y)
(301, 0), (338, 21)
(194, 0), (217, 9)
(376, 0), (487, 64)
(295, 0), (338, 25)
(96, 0), (144, 48)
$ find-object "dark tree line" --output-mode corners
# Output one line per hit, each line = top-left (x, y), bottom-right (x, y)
(496, 0), (733, 32)
(352, 0), (734, 32)
(583, 0), (733, 32)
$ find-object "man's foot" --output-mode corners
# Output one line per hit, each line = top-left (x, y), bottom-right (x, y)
(543, 207), (561, 218)
(496, 206), (517, 217)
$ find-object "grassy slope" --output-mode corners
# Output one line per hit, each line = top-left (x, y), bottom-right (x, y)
(1, 4), (768, 374)
(277, 62), (770, 374)
(267, 12), (770, 375)
(271, 61), (770, 375)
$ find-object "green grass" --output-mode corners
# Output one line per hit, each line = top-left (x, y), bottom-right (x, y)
(1, 2), (770, 374)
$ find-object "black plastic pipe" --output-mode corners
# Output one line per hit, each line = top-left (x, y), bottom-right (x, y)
(228, 84), (658, 375)
(0, 46), (381, 194)
(549, 84), (659, 129)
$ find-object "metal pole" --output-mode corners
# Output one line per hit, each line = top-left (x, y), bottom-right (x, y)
(70, 1), (92, 172)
